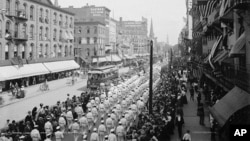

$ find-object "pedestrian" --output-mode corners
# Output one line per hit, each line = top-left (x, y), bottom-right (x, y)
(182, 130), (191, 141)
(197, 103), (205, 125)
(189, 87), (194, 101)
(71, 119), (80, 141)
(197, 92), (201, 106)
(98, 120), (106, 141)
(175, 114), (184, 139)
(90, 128), (99, 141)
(54, 126), (64, 141)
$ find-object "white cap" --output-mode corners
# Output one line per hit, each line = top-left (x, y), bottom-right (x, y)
(93, 128), (97, 132)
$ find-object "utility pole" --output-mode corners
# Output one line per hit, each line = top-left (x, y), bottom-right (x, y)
(149, 40), (153, 115)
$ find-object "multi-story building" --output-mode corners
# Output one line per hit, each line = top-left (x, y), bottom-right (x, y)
(117, 17), (148, 55)
(74, 21), (106, 67)
(108, 18), (117, 52)
(188, 0), (250, 140)
(0, 0), (78, 92)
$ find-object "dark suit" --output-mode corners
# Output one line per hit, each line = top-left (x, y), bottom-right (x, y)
(176, 116), (184, 138)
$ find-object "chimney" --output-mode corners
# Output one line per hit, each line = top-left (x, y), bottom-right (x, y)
(120, 17), (122, 22)
(69, 6), (73, 8)
(54, 0), (58, 7)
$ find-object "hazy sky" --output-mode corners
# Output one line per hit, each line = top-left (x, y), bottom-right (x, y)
(57, 0), (187, 45)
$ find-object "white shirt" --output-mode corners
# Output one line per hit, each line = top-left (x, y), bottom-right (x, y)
(183, 133), (191, 141)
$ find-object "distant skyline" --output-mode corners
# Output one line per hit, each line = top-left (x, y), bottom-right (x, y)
(57, 0), (187, 45)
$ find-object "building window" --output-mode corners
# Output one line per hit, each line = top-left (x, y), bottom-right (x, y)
(45, 10), (49, 24)
(87, 48), (90, 56)
(78, 37), (81, 44)
(65, 46), (68, 57)
(70, 17), (73, 28)
(5, 21), (11, 37)
(21, 44), (25, 59)
(59, 14), (62, 26)
(94, 37), (97, 44)
(14, 44), (17, 57)
(58, 45), (62, 57)
(0, 20), (2, 38)
(39, 26), (43, 40)
(30, 25), (34, 40)
(45, 44), (49, 58)
(78, 26), (81, 33)
(65, 16), (68, 27)
(94, 26), (97, 34)
(53, 12), (57, 25)
(87, 37), (90, 44)
(6, 0), (11, 14)
(29, 43), (34, 59)
(22, 23), (27, 38)
(70, 46), (72, 56)
(30, 6), (34, 20)
(23, 3), (27, 18)
(53, 29), (57, 41)
(87, 27), (90, 34)
(15, 1), (19, 16)
(14, 23), (19, 38)
(39, 44), (43, 58)
(5, 44), (9, 60)
(59, 30), (62, 41)
(45, 27), (49, 40)
(39, 8), (43, 23)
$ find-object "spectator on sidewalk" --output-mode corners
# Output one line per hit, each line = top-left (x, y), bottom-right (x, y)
(197, 103), (205, 125)
(182, 130), (191, 141)
(197, 92), (201, 106)
(189, 87), (194, 101)
(175, 113), (184, 139)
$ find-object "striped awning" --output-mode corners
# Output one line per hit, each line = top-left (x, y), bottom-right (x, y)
(229, 32), (246, 57)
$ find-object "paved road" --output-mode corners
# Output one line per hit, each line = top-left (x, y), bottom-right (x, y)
(0, 67), (130, 129)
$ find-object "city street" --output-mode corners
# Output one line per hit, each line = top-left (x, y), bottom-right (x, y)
(0, 67), (129, 129)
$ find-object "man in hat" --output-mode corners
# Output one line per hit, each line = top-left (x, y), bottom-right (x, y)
(98, 102), (105, 118)
(71, 119), (80, 141)
(120, 115), (127, 131)
(106, 114), (114, 134)
(104, 98), (110, 114)
(90, 128), (99, 141)
(54, 126), (64, 141)
(116, 121), (125, 141)
(75, 103), (83, 120)
(79, 113), (88, 135)
(58, 114), (66, 133)
(83, 134), (88, 141)
(104, 135), (109, 141)
(91, 105), (99, 125)
(86, 110), (94, 130)
(44, 117), (53, 139)
(30, 125), (41, 141)
(66, 107), (73, 129)
(98, 120), (106, 141)
(108, 129), (117, 141)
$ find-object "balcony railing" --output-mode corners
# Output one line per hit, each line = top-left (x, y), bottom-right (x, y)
(5, 10), (28, 21)
(191, 61), (250, 93)
(5, 30), (28, 41)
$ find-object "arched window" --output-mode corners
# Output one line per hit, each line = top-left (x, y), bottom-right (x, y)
(65, 45), (68, 57)
(30, 25), (34, 40)
(0, 20), (2, 38)
(5, 43), (9, 60)
(87, 48), (90, 56)
(87, 27), (90, 34)
(53, 12), (57, 25)
(65, 16), (68, 27)
(70, 46), (72, 56)
(39, 26), (43, 40)
(39, 44), (43, 58)
(30, 6), (34, 20)
(14, 23), (19, 38)
(94, 37), (97, 44)
(29, 43), (34, 58)
(45, 44), (49, 58)
(15, 0), (19, 16)
(58, 45), (62, 57)
(23, 3), (27, 18)
(14, 44), (17, 57)
(78, 26), (82, 33)
(45, 27), (49, 40)
(45, 10), (49, 24)
(53, 44), (57, 57)
(59, 30), (62, 41)
(39, 8), (43, 22)
(5, 21), (11, 35)
(21, 44), (25, 59)
(70, 17), (73, 28)
(59, 14), (62, 26)
(6, 0), (11, 14)
(53, 29), (57, 41)
(22, 23), (27, 37)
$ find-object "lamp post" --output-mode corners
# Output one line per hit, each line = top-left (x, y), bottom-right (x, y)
(149, 40), (153, 115)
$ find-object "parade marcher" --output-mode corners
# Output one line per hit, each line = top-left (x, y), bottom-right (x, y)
(86, 110), (94, 131)
(74, 103), (83, 120)
(104, 98), (110, 114)
(91, 106), (99, 125)
(79, 113), (88, 135)
(120, 115), (127, 131)
(108, 129), (117, 141)
(89, 128), (99, 141)
(54, 126), (64, 141)
(58, 114), (66, 133)
(44, 118), (53, 139)
(66, 107), (73, 129)
(99, 102), (106, 119)
(110, 110), (118, 128)
(30, 125), (41, 141)
(98, 120), (106, 141)
(71, 119), (80, 141)
(106, 114), (114, 134)
(176, 113), (184, 139)
(116, 121), (125, 141)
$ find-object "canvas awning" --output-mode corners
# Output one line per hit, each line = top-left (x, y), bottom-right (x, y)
(106, 55), (122, 62)
(92, 57), (107, 63)
(213, 50), (229, 63)
(0, 63), (50, 81)
(68, 32), (74, 40)
(229, 32), (246, 57)
(43, 60), (80, 73)
(209, 86), (250, 127)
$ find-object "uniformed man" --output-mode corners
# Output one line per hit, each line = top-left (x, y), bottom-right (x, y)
(74, 103), (83, 119)
(95, 97), (100, 105)
(83, 134), (88, 141)
(90, 128), (99, 141)
(104, 135), (108, 141)
(86, 110), (94, 130)
(71, 119), (80, 141)
(106, 114), (113, 134)
(120, 115), (127, 132)
(116, 122), (125, 141)
(54, 126), (64, 141)
(66, 108), (73, 129)
(104, 98), (110, 114)
(86, 102), (92, 111)
(44, 134), (52, 141)
(58, 114), (66, 133)
(44, 118), (53, 138)
(110, 110), (117, 128)
(108, 129), (117, 141)
(91, 106), (99, 124)
(98, 120), (106, 141)
(98, 102), (105, 118)
(30, 125), (41, 141)
(79, 113), (88, 135)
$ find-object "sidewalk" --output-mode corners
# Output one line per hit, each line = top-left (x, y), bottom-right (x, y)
(0, 76), (86, 108)
(171, 85), (211, 141)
